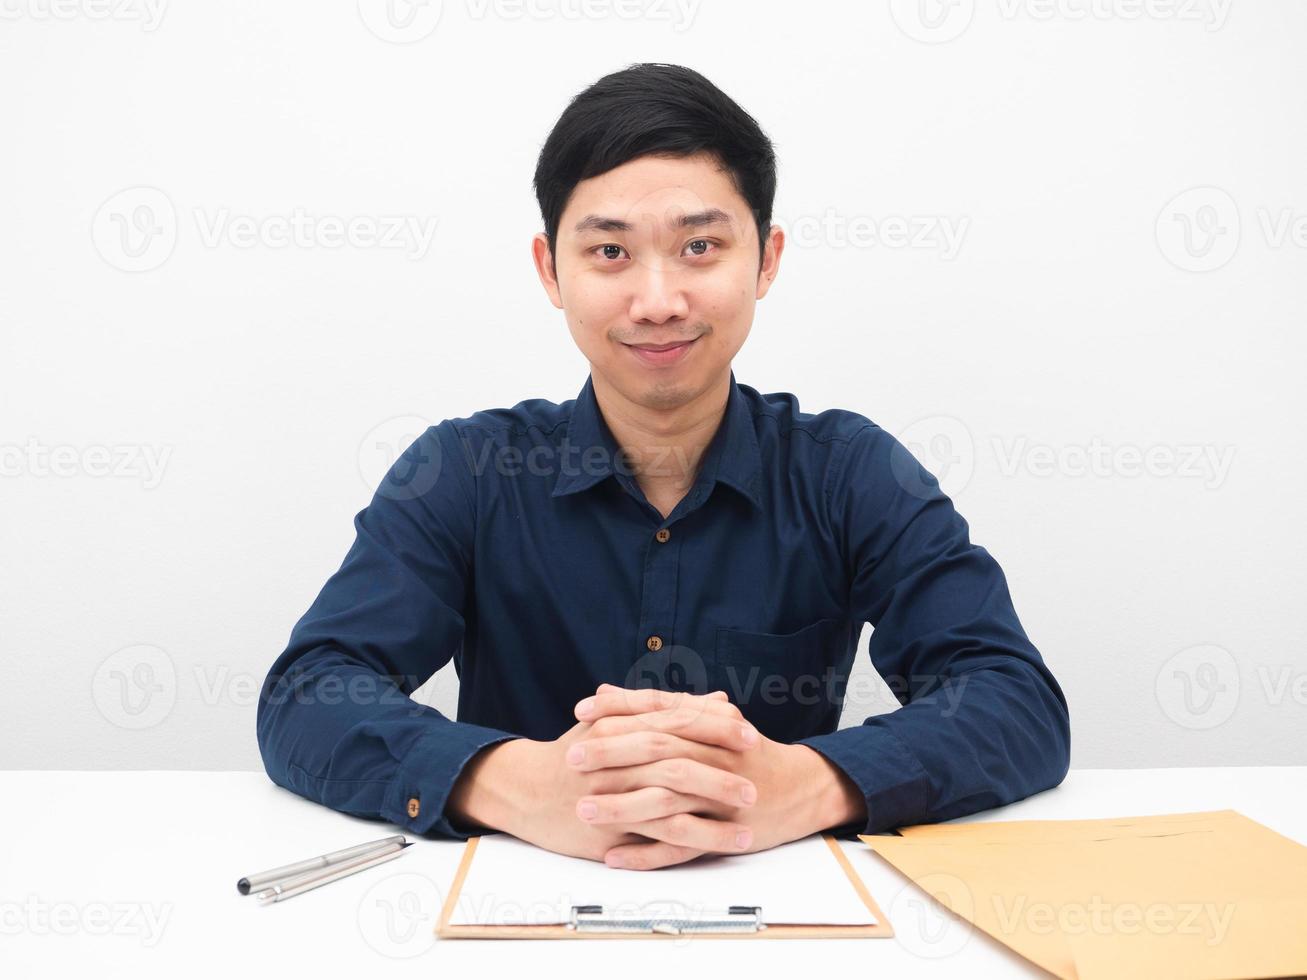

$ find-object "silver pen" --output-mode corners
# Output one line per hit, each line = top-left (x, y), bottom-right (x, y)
(254, 841), (411, 904)
(237, 834), (407, 894)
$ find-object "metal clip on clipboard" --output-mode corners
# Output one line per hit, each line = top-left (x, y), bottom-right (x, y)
(568, 904), (765, 935)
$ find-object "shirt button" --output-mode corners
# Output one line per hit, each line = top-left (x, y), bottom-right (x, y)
(646, 635), (663, 651)
(655, 528), (671, 543)
(406, 797), (420, 819)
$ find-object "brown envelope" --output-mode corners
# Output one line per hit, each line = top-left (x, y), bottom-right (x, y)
(860, 809), (1307, 980)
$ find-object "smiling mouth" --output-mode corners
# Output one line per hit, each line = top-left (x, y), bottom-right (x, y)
(623, 336), (699, 366)
(625, 338), (698, 352)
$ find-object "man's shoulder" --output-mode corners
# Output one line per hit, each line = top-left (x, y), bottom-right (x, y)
(738, 381), (881, 447)
(443, 394), (572, 439)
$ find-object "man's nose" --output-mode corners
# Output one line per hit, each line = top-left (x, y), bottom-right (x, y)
(628, 262), (690, 323)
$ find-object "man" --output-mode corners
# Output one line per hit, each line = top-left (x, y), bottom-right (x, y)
(256, 63), (1070, 872)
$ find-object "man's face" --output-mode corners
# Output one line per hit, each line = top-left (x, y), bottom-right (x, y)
(533, 151), (782, 412)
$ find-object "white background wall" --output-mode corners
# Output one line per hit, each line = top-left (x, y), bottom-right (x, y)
(3, 0), (1303, 772)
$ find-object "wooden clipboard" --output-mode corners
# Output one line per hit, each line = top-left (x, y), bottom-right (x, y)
(437, 833), (894, 940)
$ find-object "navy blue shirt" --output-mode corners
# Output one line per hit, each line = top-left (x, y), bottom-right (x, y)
(256, 370), (1070, 840)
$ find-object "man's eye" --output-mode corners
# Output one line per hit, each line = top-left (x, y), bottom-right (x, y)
(595, 244), (627, 262)
(685, 238), (716, 257)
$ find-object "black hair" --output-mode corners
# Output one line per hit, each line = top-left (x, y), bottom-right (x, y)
(533, 63), (777, 275)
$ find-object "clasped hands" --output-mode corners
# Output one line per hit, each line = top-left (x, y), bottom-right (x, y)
(448, 681), (863, 868)
(547, 682), (819, 870)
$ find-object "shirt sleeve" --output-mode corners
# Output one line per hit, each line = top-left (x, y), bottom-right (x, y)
(255, 419), (520, 839)
(797, 423), (1071, 835)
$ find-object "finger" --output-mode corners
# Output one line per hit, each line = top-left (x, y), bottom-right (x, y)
(581, 742), (750, 791)
(597, 683), (727, 700)
(578, 687), (736, 721)
(567, 727), (756, 772)
(624, 812), (754, 854)
(603, 841), (706, 871)
(582, 708), (759, 753)
(594, 757), (757, 809)
(577, 785), (734, 825)
(590, 683), (731, 706)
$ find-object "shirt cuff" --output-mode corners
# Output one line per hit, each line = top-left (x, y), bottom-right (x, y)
(382, 720), (521, 839)
(796, 721), (934, 834)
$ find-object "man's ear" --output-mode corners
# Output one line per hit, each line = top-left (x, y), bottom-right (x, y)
(531, 232), (564, 310)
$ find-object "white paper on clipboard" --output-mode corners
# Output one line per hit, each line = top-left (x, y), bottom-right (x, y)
(448, 832), (879, 927)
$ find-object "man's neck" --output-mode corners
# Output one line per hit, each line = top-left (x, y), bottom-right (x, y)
(591, 370), (731, 497)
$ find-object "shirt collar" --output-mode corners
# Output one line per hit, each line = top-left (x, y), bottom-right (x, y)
(551, 368), (763, 510)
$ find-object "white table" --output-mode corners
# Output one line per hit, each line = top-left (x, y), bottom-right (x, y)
(2, 768), (1302, 978)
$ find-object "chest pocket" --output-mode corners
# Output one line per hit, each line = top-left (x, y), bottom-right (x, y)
(712, 618), (839, 742)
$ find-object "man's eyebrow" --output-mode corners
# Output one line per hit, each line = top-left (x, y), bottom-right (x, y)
(573, 208), (735, 235)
